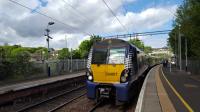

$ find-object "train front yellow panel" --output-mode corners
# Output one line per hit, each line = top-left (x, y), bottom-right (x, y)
(91, 64), (125, 84)
(91, 64), (106, 82)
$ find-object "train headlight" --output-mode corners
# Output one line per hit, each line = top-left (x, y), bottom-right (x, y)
(120, 70), (129, 83)
(86, 71), (93, 81)
(88, 75), (93, 81)
(121, 75), (127, 82)
(124, 73), (128, 77)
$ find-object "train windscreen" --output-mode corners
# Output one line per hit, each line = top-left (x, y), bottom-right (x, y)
(108, 48), (126, 64)
(92, 48), (107, 64)
(92, 47), (126, 64)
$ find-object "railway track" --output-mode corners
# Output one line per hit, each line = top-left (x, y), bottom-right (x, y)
(43, 90), (137, 112)
(88, 100), (104, 112)
(88, 101), (136, 112)
(16, 85), (86, 112)
(48, 92), (86, 112)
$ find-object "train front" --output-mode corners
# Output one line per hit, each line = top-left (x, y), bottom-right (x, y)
(86, 39), (131, 103)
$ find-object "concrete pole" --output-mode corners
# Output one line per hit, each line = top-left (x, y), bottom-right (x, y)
(65, 35), (68, 58)
(70, 48), (73, 72)
(170, 62), (172, 72)
(185, 38), (188, 71)
(179, 27), (182, 71)
(76, 59), (78, 71)
(176, 33), (179, 68)
(64, 35), (67, 71)
(174, 33), (177, 67)
(84, 59), (85, 69)
(68, 59), (69, 71)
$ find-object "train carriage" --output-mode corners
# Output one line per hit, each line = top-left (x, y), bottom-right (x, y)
(86, 38), (148, 103)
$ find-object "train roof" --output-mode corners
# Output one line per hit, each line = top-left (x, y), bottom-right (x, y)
(93, 38), (143, 52)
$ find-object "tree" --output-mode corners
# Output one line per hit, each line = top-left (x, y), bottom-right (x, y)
(10, 48), (31, 63)
(144, 46), (153, 54)
(129, 38), (145, 50)
(71, 49), (81, 59)
(58, 48), (70, 59)
(0, 45), (21, 59)
(78, 40), (91, 58)
(168, 0), (200, 59)
(79, 35), (102, 58)
(0, 47), (6, 60)
(129, 38), (152, 54)
(0, 45), (50, 80)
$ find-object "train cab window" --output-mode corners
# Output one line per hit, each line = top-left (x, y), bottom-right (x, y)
(108, 48), (126, 64)
(92, 48), (107, 64)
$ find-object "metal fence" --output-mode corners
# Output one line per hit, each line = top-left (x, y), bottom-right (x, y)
(174, 59), (200, 75)
(48, 59), (87, 76)
(0, 59), (87, 86)
(181, 60), (200, 74)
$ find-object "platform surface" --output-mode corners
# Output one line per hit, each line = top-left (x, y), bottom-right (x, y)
(142, 65), (162, 112)
(136, 65), (162, 112)
(0, 72), (85, 95)
(162, 66), (200, 112)
(136, 64), (200, 112)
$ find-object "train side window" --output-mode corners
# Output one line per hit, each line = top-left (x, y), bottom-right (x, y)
(132, 48), (138, 75)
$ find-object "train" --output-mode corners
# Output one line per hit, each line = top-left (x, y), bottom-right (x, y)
(86, 38), (150, 104)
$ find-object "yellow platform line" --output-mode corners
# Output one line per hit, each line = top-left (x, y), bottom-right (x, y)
(156, 66), (176, 112)
(161, 67), (194, 112)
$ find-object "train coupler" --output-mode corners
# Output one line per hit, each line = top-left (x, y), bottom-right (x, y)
(99, 88), (111, 98)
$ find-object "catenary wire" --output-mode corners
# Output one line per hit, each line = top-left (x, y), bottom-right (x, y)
(8, 0), (92, 36)
(102, 0), (129, 34)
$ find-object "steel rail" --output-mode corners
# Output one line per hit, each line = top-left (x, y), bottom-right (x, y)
(88, 100), (104, 112)
(48, 92), (86, 112)
(16, 85), (85, 112)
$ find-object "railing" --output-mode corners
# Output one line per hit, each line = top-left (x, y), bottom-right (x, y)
(172, 59), (200, 74)
(47, 59), (87, 75)
(181, 60), (200, 74)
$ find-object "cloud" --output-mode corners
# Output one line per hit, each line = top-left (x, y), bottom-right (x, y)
(142, 35), (168, 48)
(0, 0), (177, 49)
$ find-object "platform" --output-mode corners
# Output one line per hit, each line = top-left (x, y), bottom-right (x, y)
(0, 72), (85, 95)
(136, 65), (200, 112)
(162, 66), (200, 112)
(135, 65), (162, 112)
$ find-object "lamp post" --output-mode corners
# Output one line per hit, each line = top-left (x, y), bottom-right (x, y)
(45, 22), (54, 77)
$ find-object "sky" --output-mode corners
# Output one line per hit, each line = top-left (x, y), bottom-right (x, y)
(0, 0), (183, 49)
